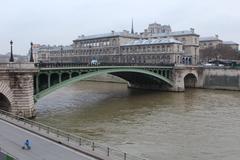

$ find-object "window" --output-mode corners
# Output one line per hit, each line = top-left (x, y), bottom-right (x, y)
(152, 46), (155, 51)
(162, 46), (165, 52)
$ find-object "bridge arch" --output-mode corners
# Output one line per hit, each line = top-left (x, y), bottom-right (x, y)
(0, 82), (13, 111)
(35, 68), (174, 100)
(38, 73), (49, 92)
(50, 73), (60, 86)
(184, 73), (198, 88)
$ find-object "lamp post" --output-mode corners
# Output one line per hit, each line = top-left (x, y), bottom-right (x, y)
(60, 46), (63, 64)
(30, 42), (34, 62)
(9, 40), (14, 62)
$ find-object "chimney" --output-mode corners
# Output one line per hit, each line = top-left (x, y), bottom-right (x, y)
(190, 28), (194, 33)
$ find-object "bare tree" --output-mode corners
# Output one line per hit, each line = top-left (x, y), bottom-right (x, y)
(200, 45), (239, 62)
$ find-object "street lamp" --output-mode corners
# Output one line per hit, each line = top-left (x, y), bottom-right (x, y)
(30, 42), (34, 62)
(60, 46), (63, 64)
(9, 40), (14, 62)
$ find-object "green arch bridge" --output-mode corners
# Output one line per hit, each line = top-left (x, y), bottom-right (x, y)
(34, 65), (174, 101)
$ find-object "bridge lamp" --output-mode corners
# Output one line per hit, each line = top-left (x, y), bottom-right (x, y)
(30, 42), (34, 62)
(9, 40), (14, 62)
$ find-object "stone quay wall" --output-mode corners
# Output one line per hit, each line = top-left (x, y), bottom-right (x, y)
(199, 68), (240, 90)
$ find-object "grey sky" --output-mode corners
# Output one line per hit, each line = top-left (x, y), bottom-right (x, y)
(0, 0), (239, 55)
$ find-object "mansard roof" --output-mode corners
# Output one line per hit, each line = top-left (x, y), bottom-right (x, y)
(74, 31), (139, 41)
(122, 38), (182, 46)
(38, 45), (73, 52)
(149, 30), (199, 38)
(222, 41), (239, 45)
(199, 36), (222, 42)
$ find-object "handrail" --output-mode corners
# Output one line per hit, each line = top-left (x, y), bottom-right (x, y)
(0, 109), (147, 160)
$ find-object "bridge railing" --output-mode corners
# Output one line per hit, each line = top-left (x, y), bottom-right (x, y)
(0, 109), (147, 160)
(36, 62), (175, 68)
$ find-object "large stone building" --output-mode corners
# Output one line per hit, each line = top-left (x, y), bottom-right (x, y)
(142, 27), (199, 64)
(222, 41), (239, 51)
(34, 22), (200, 65)
(200, 35), (239, 51)
(143, 22), (172, 34)
(199, 35), (222, 49)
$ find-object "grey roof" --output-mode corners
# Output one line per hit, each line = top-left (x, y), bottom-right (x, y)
(122, 38), (182, 46)
(38, 45), (73, 52)
(51, 46), (73, 51)
(74, 31), (139, 41)
(149, 30), (199, 37)
(222, 41), (239, 45)
(199, 36), (222, 42)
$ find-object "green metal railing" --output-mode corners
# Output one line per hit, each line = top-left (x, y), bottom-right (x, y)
(0, 109), (147, 160)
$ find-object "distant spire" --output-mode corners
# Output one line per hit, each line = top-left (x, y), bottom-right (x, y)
(131, 19), (134, 34)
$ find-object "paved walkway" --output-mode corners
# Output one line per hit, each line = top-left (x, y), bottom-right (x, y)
(0, 119), (96, 160)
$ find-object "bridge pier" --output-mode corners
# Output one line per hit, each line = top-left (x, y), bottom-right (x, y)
(171, 65), (201, 91)
(0, 63), (37, 118)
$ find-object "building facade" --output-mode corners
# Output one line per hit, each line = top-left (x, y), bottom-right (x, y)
(34, 22), (200, 65)
(199, 35), (222, 49)
(143, 28), (200, 64)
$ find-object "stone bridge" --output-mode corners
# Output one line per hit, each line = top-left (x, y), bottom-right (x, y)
(1, 62), (239, 118)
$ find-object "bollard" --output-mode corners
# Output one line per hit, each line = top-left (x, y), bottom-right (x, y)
(107, 147), (110, 156)
(57, 130), (59, 137)
(79, 138), (81, 146)
(124, 153), (126, 160)
(67, 134), (70, 142)
(92, 142), (95, 151)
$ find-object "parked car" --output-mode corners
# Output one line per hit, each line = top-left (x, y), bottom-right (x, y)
(90, 59), (99, 65)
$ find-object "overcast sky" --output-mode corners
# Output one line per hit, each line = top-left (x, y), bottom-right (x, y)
(0, 0), (239, 55)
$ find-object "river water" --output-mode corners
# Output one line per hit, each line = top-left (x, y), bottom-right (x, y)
(36, 81), (240, 160)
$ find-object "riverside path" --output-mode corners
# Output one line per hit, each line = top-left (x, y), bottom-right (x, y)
(0, 119), (96, 160)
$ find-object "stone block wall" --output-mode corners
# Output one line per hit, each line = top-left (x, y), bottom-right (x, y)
(201, 68), (240, 90)
(0, 63), (37, 118)
(9, 72), (36, 117)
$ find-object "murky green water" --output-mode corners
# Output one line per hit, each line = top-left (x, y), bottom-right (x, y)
(36, 81), (240, 160)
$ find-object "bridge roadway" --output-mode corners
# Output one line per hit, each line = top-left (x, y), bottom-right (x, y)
(0, 119), (96, 160)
